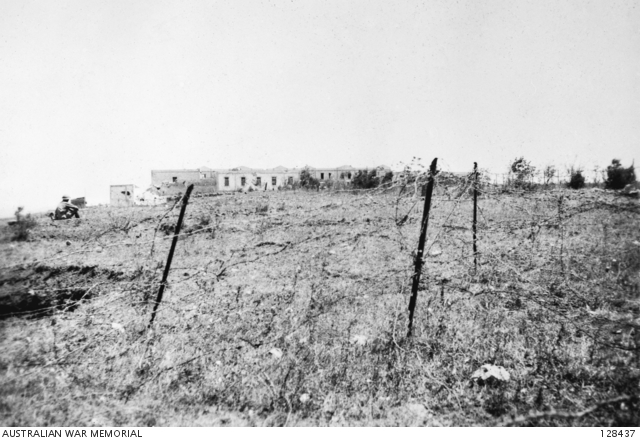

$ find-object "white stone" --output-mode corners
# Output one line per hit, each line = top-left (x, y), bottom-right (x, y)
(471, 364), (510, 384)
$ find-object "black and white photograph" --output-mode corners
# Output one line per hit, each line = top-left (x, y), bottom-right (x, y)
(0, 0), (638, 429)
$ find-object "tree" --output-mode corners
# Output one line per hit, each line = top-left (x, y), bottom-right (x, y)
(509, 157), (536, 189)
(298, 167), (319, 189)
(605, 159), (636, 190)
(543, 165), (557, 186)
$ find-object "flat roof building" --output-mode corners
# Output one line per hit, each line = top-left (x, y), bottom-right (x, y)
(151, 165), (392, 192)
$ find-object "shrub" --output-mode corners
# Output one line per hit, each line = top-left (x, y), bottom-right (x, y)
(299, 168), (319, 189)
(106, 211), (134, 234)
(567, 167), (585, 189)
(352, 170), (379, 189)
(322, 179), (334, 190)
(605, 159), (636, 190)
(11, 209), (37, 242)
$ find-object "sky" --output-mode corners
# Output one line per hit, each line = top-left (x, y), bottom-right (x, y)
(0, 0), (638, 217)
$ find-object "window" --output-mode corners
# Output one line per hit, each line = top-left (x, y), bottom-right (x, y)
(288, 177), (293, 185)
(272, 177), (277, 185)
(328, 173), (332, 179)
(320, 173), (324, 180)
(224, 177), (229, 187)
(347, 172), (352, 179)
(256, 177), (261, 186)
(241, 177), (246, 186)
(172, 177), (177, 183)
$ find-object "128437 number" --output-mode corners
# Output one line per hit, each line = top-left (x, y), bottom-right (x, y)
(602, 430), (635, 438)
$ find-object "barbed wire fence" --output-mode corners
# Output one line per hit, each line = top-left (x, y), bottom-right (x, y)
(0, 157), (638, 425)
(2, 160), (638, 336)
(2, 159), (638, 336)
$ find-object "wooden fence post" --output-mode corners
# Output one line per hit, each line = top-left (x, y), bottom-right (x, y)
(407, 158), (438, 338)
(558, 194), (565, 277)
(473, 162), (478, 271)
(149, 184), (195, 326)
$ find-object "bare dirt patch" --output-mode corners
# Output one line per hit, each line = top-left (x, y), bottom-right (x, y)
(0, 264), (132, 318)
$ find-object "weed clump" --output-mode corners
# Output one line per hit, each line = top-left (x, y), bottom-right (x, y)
(11, 207), (37, 241)
(184, 212), (217, 237)
(106, 212), (134, 234)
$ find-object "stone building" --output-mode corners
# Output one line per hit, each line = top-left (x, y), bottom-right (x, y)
(214, 166), (299, 192)
(150, 167), (214, 186)
(110, 184), (135, 206)
(150, 165), (392, 192)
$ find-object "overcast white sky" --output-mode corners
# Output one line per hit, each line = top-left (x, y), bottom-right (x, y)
(0, 0), (638, 217)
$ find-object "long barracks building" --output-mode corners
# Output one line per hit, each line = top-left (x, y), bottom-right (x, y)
(150, 165), (392, 192)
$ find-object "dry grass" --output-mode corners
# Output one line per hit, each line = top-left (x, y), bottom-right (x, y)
(0, 187), (638, 426)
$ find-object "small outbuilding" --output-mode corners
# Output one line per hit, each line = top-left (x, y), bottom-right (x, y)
(110, 185), (135, 206)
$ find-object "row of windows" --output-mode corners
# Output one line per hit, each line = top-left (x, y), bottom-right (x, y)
(319, 172), (352, 180)
(323, 172), (354, 180)
(223, 176), (294, 187)
(172, 172), (355, 186)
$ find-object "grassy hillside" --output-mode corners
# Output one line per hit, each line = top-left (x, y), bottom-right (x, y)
(0, 187), (638, 426)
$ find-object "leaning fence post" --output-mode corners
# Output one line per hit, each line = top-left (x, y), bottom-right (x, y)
(407, 157), (438, 338)
(149, 184), (195, 326)
(558, 194), (565, 277)
(473, 162), (478, 270)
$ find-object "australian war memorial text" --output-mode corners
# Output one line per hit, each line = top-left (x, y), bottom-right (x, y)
(1, 430), (141, 438)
